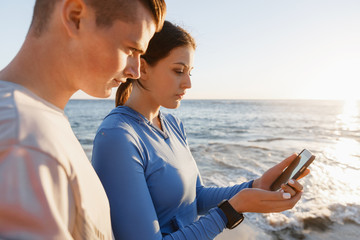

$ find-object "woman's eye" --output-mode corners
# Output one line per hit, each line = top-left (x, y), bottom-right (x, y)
(175, 70), (184, 74)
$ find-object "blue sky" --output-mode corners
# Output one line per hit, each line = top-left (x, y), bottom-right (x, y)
(1, 0), (359, 100)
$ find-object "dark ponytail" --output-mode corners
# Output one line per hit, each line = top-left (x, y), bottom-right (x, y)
(115, 79), (133, 106)
(115, 21), (196, 107)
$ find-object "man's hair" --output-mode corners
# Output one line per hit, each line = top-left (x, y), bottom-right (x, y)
(30, 0), (166, 36)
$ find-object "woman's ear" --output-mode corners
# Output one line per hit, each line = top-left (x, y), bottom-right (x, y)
(140, 58), (150, 80)
(61, 0), (87, 38)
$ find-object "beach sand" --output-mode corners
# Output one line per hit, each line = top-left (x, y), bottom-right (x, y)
(215, 219), (360, 240)
(215, 219), (271, 240)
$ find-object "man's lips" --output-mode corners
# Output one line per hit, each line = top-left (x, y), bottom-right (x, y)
(114, 78), (126, 84)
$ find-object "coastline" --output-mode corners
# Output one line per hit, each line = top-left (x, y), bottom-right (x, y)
(215, 219), (271, 240)
(215, 219), (360, 240)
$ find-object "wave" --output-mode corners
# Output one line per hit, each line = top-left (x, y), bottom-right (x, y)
(249, 137), (286, 142)
(78, 138), (94, 145)
(206, 142), (270, 151)
(303, 216), (333, 231)
(247, 202), (360, 239)
(329, 203), (360, 225)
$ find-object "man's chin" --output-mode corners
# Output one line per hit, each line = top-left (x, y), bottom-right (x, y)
(82, 89), (112, 99)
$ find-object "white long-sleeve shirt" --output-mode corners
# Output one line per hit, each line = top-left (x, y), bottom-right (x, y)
(0, 80), (112, 239)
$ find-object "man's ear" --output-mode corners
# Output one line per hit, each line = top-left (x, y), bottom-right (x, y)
(140, 58), (150, 80)
(61, 0), (87, 38)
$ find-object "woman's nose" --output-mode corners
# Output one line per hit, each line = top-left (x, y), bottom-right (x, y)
(182, 75), (192, 89)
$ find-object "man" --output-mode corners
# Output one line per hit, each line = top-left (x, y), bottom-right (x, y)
(0, 0), (166, 239)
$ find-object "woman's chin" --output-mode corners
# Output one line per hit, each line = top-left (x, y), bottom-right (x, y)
(163, 101), (181, 109)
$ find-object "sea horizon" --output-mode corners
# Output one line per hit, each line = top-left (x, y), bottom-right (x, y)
(69, 98), (360, 101)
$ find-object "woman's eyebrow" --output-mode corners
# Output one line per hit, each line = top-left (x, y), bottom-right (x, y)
(173, 62), (188, 67)
(173, 62), (194, 70)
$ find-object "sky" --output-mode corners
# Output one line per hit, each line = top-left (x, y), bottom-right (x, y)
(1, 0), (359, 100)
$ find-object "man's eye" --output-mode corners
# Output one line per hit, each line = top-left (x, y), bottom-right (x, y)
(129, 48), (137, 55)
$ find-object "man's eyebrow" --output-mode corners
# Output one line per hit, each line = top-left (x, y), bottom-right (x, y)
(131, 41), (146, 54)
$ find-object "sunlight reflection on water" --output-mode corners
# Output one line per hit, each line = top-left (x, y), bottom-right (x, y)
(258, 100), (360, 231)
(327, 100), (360, 204)
(337, 99), (359, 131)
(308, 100), (360, 217)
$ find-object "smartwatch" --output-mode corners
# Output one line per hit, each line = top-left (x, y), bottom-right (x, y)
(217, 200), (244, 229)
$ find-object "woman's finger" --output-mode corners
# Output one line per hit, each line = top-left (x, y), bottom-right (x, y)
(281, 183), (297, 196)
(257, 188), (294, 201)
(262, 191), (303, 213)
(287, 179), (304, 192)
(296, 168), (310, 180)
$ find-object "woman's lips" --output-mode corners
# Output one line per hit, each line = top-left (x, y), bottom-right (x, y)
(176, 93), (185, 99)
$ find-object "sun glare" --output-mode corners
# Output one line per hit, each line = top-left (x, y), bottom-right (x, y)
(322, 100), (360, 204)
(337, 99), (359, 131)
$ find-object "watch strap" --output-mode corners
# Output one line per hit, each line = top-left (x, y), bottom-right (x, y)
(217, 200), (244, 229)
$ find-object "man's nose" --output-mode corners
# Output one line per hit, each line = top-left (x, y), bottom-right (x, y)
(124, 56), (141, 79)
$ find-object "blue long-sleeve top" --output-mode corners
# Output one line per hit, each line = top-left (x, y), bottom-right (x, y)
(92, 106), (253, 240)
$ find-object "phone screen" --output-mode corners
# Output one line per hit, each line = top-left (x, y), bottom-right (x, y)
(270, 149), (315, 191)
(289, 149), (313, 179)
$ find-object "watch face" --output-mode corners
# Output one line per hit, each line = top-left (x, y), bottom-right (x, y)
(228, 215), (244, 229)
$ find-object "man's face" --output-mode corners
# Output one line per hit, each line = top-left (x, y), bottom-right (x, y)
(73, 3), (156, 98)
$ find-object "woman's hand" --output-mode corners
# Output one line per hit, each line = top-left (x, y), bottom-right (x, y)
(252, 153), (310, 191)
(280, 179), (303, 197)
(228, 188), (302, 213)
(227, 153), (311, 214)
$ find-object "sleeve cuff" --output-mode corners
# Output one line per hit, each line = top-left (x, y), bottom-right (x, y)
(215, 207), (228, 225)
(248, 179), (254, 188)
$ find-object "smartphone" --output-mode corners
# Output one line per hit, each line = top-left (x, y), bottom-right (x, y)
(270, 149), (315, 191)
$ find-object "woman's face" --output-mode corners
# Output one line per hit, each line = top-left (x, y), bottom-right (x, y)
(144, 45), (195, 109)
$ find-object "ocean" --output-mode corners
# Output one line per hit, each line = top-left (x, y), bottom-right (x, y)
(65, 99), (360, 239)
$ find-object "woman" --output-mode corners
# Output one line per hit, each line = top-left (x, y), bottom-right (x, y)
(92, 21), (306, 239)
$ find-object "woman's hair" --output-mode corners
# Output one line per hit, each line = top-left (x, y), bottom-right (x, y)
(115, 20), (196, 106)
(30, 0), (166, 37)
